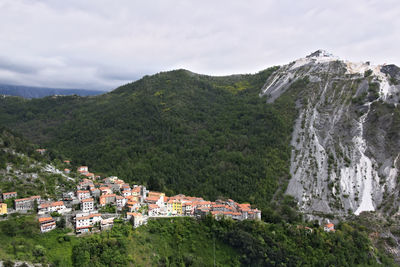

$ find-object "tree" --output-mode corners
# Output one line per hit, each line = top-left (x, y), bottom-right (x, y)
(56, 217), (66, 229)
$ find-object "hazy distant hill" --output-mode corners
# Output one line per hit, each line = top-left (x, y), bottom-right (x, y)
(0, 84), (105, 98)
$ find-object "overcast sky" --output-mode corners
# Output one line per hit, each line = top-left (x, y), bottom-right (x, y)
(0, 0), (399, 90)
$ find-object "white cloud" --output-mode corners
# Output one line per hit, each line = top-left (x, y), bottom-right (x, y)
(0, 0), (399, 90)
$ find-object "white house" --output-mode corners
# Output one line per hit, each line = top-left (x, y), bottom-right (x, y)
(38, 201), (68, 214)
(81, 198), (95, 212)
(39, 217), (56, 233)
(116, 196), (126, 210)
(75, 213), (102, 233)
(77, 190), (91, 201)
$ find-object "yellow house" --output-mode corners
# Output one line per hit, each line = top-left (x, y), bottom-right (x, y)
(172, 201), (182, 215)
(0, 203), (7, 215)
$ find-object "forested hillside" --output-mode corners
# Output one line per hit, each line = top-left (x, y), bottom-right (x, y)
(0, 68), (300, 219)
(0, 126), (76, 199)
(0, 215), (394, 266)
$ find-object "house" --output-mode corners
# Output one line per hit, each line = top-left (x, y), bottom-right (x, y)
(172, 200), (182, 215)
(148, 204), (160, 216)
(38, 201), (67, 214)
(131, 186), (141, 196)
(126, 200), (140, 212)
(324, 223), (335, 232)
(63, 192), (75, 201)
(121, 184), (130, 190)
(15, 196), (41, 211)
(145, 195), (164, 208)
(122, 189), (132, 197)
(116, 196), (126, 210)
(39, 217), (56, 233)
(183, 202), (195, 216)
(99, 186), (112, 195)
(2, 192), (17, 200)
(104, 176), (118, 184)
(63, 160), (70, 164)
(248, 209), (261, 220)
(77, 166), (89, 173)
(99, 194), (116, 206)
(77, 190), (91, 201)
(132, 185), (148, 202)
(127, 212), (146, 228)
(0, 203), (7, 215)
(90, 188), (101, 198)
(64, 169), (71, 174)
(100, 217), (115, 231)
(75, 213), (102, 233)
(77, 179), (94, 190)
(231, 212), (242, 220)
(81, 198), (95, 212)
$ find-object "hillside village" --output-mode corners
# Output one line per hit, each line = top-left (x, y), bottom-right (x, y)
(0, 163), (264, 234)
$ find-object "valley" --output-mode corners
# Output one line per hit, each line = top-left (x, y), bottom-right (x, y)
(1, 50), (400, 266)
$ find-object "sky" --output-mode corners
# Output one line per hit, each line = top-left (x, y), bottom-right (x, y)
(0, 0), (399, 91)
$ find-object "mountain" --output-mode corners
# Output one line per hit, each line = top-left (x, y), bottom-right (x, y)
(1, 50), (400, 219)
(1, 52), (400, 265)
(261, 49), (400, 216)
(0, 68), (300, 222)
(0, 84), (105, 98)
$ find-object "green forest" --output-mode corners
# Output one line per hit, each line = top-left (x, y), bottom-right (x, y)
(0, 215), (394, 266)
(0, 68), (302, 219)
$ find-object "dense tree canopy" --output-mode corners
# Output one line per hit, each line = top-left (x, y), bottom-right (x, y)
(0, 68), (300, 217)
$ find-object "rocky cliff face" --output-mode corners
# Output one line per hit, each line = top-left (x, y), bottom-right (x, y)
(261, 50), (400, 216)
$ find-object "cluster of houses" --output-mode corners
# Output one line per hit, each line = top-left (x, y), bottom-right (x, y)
(64, 166), (262, 233)
(0, 163), (339, 236)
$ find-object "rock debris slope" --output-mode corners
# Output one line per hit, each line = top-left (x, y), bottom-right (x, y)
(261, 50), (400, 216)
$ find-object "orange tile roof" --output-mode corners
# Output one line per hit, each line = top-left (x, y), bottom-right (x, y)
(148, 204), (159, 209)
(40, 201), (65, 208)
(146, 196), (160, 202)
(132, 187), (141, 192)
(38, 217), (53, 223)
(81, 198), (94, 203)
(15, 197), (32, 202)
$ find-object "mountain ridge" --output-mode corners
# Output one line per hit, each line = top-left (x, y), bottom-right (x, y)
(0, 83), (106, 99)
(261, 49), (400, 216)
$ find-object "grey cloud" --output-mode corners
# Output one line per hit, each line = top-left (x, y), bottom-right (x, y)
(0, 0), (399, 90)
(0, 57), (37, 74)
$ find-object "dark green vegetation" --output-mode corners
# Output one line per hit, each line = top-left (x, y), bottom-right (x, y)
(0, 127), (76, 199)
(0, 214), (79, 265)
(0, 68), (298, 219)
(0, 215), (394, 266)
